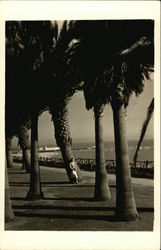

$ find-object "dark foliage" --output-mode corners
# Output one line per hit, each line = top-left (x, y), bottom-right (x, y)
(70, 20), (154, 109)
(5, 21), (55, 138)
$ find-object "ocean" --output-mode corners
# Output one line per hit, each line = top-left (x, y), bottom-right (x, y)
(38, 139), (154, 163)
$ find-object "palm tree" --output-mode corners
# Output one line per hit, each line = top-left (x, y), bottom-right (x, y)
(5, 160), (14, 222)
(48, 21), (83, 183)
(6, 20), (84, 186)
(70, 21), (112, 200)
(94, 104), (111, 200)
(19, 22), (54, 199)
(71, 20), (154, 218)
(85, 87), (111, 200)
(110, 62), (139, 220)
(6, 136), (14, 168)
(133, 98), (154, 166)
(26, 112), (43, 199)
(51, 102), (80, 183)
(110, 34), (154, 220)
(6, 21), (47, 200)
(18, 126), (30, 173)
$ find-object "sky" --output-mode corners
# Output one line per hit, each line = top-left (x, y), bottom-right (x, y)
(35, 75), (154, 146)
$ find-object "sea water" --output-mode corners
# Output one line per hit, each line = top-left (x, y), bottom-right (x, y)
(39, 139), (154, 163)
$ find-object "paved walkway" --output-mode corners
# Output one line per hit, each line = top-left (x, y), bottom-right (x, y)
(6, 163), (154, 231)
(43, 165), (153, 186)
(73, 167), (153, 187)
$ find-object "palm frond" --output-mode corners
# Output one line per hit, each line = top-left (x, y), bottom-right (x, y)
(69, 20), (154, 110)
(119, 36), (154, 75)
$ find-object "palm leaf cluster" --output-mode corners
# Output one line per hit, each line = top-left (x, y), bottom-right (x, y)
(70, 20), (154, 110)
(68, 20), (154, 219)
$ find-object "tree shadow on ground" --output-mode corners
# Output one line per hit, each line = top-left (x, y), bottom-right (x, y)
(137, 207), (154, 212)
(8, 172), (27, 175)
(9, 181), (71, 187)
(42, 183), (95, 188)
(13, 211), (116, 222)
(9, 182), (114, 189)
(12, 208), (154, 222)
(12, 204), (115, 211)
(43, 197), (95, 201)
(9, 181), (70, 184)
(12, 204), (154, 213)
(9, 181), (95, 187)
(10, 196), (95, 202)
(11, 197), (27, 201)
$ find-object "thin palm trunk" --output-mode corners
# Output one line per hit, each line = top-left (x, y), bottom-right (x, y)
(26, 112), (43, 200)
(5, 160), (14, 222)
(94, 105), (111, 201)
(21, 158), (25, 170)
(133, 98), (154, 166)
(6, 136), (14, 168)
(22, 149), (30, 173)
(18, 126), (30, 173)
(51, 104), (82, 183)
(112, 103), (138, 220)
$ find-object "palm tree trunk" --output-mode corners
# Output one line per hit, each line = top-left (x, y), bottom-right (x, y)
(21, 159), (25, 170)
(60, 144), (76, 175)
(112, 103), (138, 221)
(133, 98), (154, 166)
(94, 105), (111, 201)
(26, 113), (43, 200)
(22, 149), (30, 173)
(18, 126), (30, 173)
(51, 104), (82, 183)
(6, 136), (14, 168)
(5, 160), (14, 222)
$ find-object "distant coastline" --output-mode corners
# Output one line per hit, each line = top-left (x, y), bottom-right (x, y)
(12, 139), (154, 162)
(37, 138), (153, 148)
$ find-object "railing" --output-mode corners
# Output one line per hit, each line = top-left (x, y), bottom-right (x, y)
(12, 156), (154, 179)
(75, 158), (154, 179)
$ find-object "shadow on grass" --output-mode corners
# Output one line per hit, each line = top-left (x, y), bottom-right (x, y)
(109, 185), (116, 188)
(8, 172), (27, 175)
(42, 181), (69, 185)
(137, 207), (154, 212)
(11, 197), (27, 201)
(42, 183), (95, 188)
(9, 181), (71, 187)
(13, 211), (116, 222)
(12, 209), (153, 222)
(9, 182), (94, 188)
(12, 204), (115, 211)
(9, 181), (69, 185)
(12, 203), (154, 213)
(10, 196), (154, 214)
(43, 197), (96, 201)
(9, 180), (113, 188)
(9, 183), (29, 187)
(11, 196), (95, 202)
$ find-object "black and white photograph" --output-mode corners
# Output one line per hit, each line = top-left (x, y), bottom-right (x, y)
(0, 1), (160, 250)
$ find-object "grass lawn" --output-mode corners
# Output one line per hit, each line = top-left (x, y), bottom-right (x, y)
(5, 164), (154, 231)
